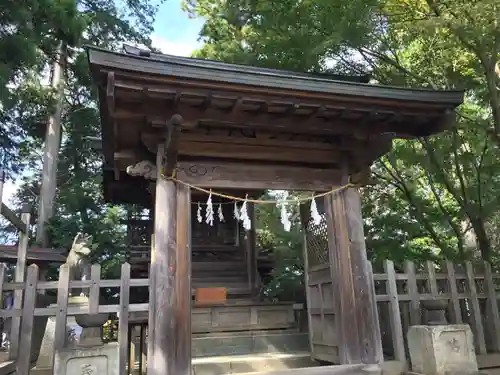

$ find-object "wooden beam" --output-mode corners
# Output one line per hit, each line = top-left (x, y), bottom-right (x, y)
(0, 204), (26, 233)
(142, 132), (342, 165)
(325, 186), (383, 364)
(115, 106), (391, 138)
(111, 74), (452, 113)
(0, 245), (65, 263)
(126, 160), (345, 191)
(114, 93), (432, 138)
(174, 131), (339, 151)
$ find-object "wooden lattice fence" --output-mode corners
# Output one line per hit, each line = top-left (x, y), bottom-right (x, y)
(0, 262), (148, 375)
(372, 260), (500, 364)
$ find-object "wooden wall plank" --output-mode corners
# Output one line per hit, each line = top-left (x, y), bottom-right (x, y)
(15, 265), (38, 375)
(176, 139), (340, 164)
(119, 263), (131, 375)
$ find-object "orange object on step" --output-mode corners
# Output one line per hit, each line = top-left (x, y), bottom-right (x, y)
(195, 287), (227, 305)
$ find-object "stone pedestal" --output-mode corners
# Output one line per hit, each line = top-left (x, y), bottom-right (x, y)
(34, 296), (109, 374)
(54, 302), (115, 375)
(408, 325), (478, 375)
(53, 342), (119, 375)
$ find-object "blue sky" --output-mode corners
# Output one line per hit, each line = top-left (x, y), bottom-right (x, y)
(2, 1), (205, 203)
(150, 0), (204, 56)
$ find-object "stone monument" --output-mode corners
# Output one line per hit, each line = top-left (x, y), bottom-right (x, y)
(408, 323), (478, 375)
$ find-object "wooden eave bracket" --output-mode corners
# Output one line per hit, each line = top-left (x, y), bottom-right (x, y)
(163, 114), (183, 177)
(106, 72), (115, 116)
(106, 72), (121, 180)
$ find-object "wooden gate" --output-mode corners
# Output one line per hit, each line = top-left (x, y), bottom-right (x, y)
(299, 203), (339, 364)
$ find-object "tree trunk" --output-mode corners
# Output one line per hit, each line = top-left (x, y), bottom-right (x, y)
(470, 217), (492, 261)
(36, 43), (67, 247)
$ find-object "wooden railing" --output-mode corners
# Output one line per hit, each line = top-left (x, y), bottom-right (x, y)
(0, 258), (500, 373)
(372, 260), (500, 363)
(0, 262), (148, 375)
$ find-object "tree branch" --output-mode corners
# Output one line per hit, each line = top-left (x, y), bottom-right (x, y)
(379, 156), (453, 256)
(451, 129), (470, 204)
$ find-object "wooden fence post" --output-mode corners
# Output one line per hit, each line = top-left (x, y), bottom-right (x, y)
(54, 264), (70, 351)
(9, 206), (30, 360)
(16, 264), (38, 375)
(384, 260), (405, 362)
(0, 263), (5, 304)
(465, 261), (487, 354)
(446, 261), (462, 324)
(0, 169), (4, 203)
(426, 261), (439, 297)
(484, 261), (500, 351)
(119, 263), (131, 375)
(404, 261), (420, 325)
(89, 264), (101, 315)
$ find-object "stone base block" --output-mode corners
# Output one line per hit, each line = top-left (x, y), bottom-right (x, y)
(53, 342), (118, 375)
(408, 324), (478, 375)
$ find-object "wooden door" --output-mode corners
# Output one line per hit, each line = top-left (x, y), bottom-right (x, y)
(299, 203), (339, 364)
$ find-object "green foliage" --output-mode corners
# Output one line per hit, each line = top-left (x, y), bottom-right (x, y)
(2, 0), (499, 304)
(185, 0), (379, 72)
(1, 0), (159, 277)
(185, 0), (500, 299)
(256, 192), (306, 302)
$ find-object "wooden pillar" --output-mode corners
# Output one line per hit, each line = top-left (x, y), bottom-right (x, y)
(148, 114), (191, 375)
(175, 182), (191, 374)
(149, 156), (177, 375)
(325, 186), (383, 365)
(245, 203), (258, 294)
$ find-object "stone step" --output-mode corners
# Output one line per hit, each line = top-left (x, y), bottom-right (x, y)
(192, 352), (317, 375)
(192, 331), (309, 358)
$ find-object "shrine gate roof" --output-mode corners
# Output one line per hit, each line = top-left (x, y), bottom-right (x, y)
(87, 45), (464, 206)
